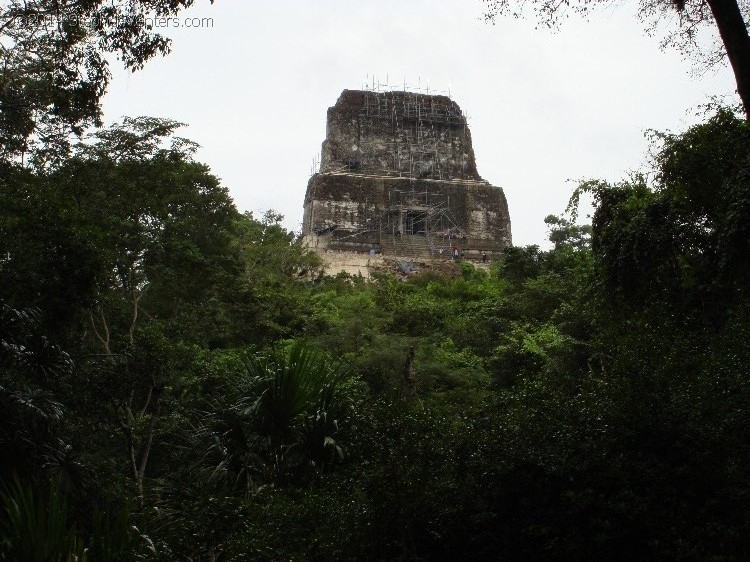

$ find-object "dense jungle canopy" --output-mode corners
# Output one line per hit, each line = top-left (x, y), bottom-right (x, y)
(2, 1), (750, 560)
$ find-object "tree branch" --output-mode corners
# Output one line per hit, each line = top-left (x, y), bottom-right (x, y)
(90, 307), (112, 356)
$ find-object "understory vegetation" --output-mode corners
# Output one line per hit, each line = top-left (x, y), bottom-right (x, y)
(1, 109), (749, 560)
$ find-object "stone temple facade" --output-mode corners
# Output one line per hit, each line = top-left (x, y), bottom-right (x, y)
(302, 89), (511, 261)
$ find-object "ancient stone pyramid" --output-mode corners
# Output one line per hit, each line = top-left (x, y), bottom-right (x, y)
(303, 89), (511, 261)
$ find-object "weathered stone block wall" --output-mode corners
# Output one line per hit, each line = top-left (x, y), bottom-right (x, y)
(320, 89), (479, 180)
(303, 89), (512, 261)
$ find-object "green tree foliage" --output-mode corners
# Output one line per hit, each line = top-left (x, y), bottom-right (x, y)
(0, 117), (243, 344)
(0, 479), (154, 561)
(233, 210), (321, 344)
(0, 113), (328, 558)
(488, 108), (750, 560)
(188, 342), (351, 492)
(573, 109), (750, 317)
(152, 342), (357, 559)
(0, 480), (86, 562)
(0, 0), (213, 162)
(3, 52), (749, 560)
(223, 109), (750, 560)
(0, 302), (79, 488)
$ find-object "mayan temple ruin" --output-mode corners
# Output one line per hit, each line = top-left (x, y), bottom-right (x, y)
(302, 88), (511, 272)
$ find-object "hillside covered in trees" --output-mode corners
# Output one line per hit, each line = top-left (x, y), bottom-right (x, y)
(2, 1), (750, 560)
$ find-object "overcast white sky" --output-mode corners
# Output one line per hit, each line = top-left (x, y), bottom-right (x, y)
(101, 0), (736, 247)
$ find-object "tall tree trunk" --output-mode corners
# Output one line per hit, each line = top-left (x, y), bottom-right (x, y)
(118, 385), (162, 510)
(707, 0), (750, 119)
(402, 346), (416, 398)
